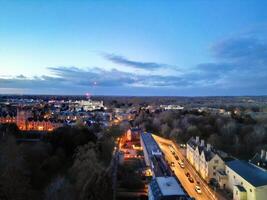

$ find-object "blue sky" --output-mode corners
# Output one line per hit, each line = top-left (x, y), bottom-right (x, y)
(0, 0), (267, 96)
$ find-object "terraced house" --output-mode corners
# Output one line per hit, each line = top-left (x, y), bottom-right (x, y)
(186, 136), (225, 182)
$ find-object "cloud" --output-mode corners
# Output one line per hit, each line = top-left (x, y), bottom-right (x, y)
(190, 32), (267, 94)
(212, 37), (267, 62)
(16, 74), (27, 79)
(0, 66), (188, 95)
(1, 28), (267, 96)
(103, 53), (172, 70)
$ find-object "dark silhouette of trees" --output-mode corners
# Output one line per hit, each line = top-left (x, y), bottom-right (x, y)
(45, 126), (97, 157)
(0, 124), (115, 200)
(0, 136), (32, 200)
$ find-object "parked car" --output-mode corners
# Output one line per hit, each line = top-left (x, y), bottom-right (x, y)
(179, 163), (185, 168)
(195, 185), (202, 194)
(188, 176), (194, 183)
(171, 162), (175, 167)
(185, 172), (190, 177)
(174, 155), (179, 160)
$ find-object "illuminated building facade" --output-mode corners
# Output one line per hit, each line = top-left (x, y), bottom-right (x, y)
(186, 136), (225, 182)
(226, 160), (267, 200)
(0, 109), (62, 131)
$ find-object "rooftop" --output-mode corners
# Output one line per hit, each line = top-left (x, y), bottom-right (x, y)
(156, 177), (185, 196)
(227, 160), (267, 187)
(187, 137), (216, 161)
(141, 132), (162, 157)
(150, 176), (187, 199)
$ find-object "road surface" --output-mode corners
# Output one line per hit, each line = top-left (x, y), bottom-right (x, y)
(153, 134), (221, 200)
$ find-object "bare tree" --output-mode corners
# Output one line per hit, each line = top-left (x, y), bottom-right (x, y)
(44, 176), (76, 200)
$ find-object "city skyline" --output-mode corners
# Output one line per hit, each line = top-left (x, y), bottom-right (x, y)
(1, 0), (267, 96)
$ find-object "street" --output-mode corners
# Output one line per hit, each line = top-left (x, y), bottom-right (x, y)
(153, 134), (220, 200)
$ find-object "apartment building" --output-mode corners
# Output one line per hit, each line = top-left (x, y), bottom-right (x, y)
(226, 160), (267, 200)
(186, 136), (225, 182)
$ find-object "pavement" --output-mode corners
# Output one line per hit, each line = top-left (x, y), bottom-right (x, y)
(153, 134), (228, 200)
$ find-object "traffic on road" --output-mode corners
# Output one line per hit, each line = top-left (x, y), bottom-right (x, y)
(153, 134), (218, 200)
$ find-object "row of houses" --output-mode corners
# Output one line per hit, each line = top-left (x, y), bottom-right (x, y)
(0, 110), (62, 131)
(186, 136), (267, 200)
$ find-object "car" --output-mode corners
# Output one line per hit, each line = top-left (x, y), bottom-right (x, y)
(185, 172), (190, 177)
(195, 185), (202, 194)
(171, 162), (175, 167)
(179, 163), (185, 168)
(188, 177), (194, 183)
(174, 155), (179, 160)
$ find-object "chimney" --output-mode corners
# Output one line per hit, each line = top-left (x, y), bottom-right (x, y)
(196, 136), (200, 143)
(261, 150), (265, 160)
(207, 143), (211, 151)
(200, 139), (205, 147)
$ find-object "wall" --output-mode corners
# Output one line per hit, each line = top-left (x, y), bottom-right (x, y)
(226, 166), (257, 200)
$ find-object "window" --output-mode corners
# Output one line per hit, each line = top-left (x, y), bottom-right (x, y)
(213, 172), (216, 176)
(214, 160), (219, 164)
(213, 166), (216, 170)
(233, 175), (235, 179)
(250, 189), (252, 192)
(241, 182), (243, 185)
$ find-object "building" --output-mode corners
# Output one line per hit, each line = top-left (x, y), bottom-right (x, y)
(126, 127), (141, 141)
(225, 160), (267, 200)
(27, 118), (62, 131)
(0, 109), (62, 132)
(160, 105), (184, 111)
(250, 149), (267, 170)
(140, 132), (163, 168)
(186, 136), (225, 182)
(141, 132), (191, 200)
(77, 99), (105, 111)
(148, 177), (187, 200)
(16, 109), (32, 130)
(0, 114), (16, 124)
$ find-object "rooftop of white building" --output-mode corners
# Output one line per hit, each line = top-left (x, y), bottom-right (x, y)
(227, 160), (267, 187)
(156, 177), (185, 196)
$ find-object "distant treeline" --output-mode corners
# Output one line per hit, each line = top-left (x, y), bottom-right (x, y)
(132, 109), (267, 160)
